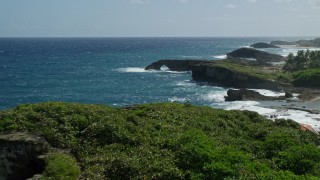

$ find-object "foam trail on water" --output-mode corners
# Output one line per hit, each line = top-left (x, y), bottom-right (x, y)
(116, 67), (150, 73)
(115, 67), (188, 74)
(168, 97), (187, 103)
(202, 91), (226, 103)
(250, 89), (285, 97)
(213, 55), (227, 59)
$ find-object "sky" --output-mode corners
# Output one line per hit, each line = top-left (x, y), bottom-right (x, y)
(1, 0), (320, 37)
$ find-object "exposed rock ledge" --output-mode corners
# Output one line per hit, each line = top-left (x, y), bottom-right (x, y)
(0, 132), (50, 180)
(145, 60), (285, 91)
(191, 63), (283, 91)
(224, 88), (292, 101)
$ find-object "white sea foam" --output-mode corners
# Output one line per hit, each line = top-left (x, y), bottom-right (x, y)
(116, 67), (150, 73)
(275, 110), (320, 132)
(176, 80), (196, 87)
(115, 67), (188, 74)
(277, 47), (320, 57)
(213, 55), (227, 59)
(251, 89), (285, 97)
(180, 56), (202, 59)
(160, 65), (169, 71)
(168, 97), (187, 103)
(202, 91), (226, 103)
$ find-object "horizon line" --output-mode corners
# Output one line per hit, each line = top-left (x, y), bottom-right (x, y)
(0, 35), (319, 39)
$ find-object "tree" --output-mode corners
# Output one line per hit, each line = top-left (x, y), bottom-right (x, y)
(283, 50), (320, 72)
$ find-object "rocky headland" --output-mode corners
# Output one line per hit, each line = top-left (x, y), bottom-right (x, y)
(270, 37), (320, 47)
(145, 46), (320, 128)
(250, 42), (280, 49)
(226, 48), (285, 63)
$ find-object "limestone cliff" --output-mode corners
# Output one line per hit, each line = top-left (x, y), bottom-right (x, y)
(0, 132), (50, 180)
(191, 63), (281, 90)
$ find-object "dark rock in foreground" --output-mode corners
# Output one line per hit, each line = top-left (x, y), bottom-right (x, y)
(250, 42), (280, 49)
(0, 132), (50, 180)
(224, 88), (289, 101)
(226, 48), (285, 63)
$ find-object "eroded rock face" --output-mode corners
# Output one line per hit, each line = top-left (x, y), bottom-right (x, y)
(191, 64), (281, 90)
(0, 132), (50, 180)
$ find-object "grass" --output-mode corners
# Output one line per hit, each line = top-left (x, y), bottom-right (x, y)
(42, 152), (80, 180)
(212, 61), (293, 83)
(0, 102), (320, 179)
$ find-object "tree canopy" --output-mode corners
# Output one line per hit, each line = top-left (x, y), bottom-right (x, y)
(283, 50), (320, 72)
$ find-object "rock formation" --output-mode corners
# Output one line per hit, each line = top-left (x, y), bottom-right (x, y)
(0, 132), (50, 180)
(250, 42), (280, 49)
(144, 60), (208, 71)
(224, 88), (289, 101)
(226, 48), (285, 63)
(191, 63), (281, 90)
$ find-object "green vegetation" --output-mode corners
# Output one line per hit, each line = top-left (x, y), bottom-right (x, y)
(214, 61), (293, 83)
(292, 68), (320, 87)
(297, 38), (320, 47)
(283, 50), (320, 72)
(1, 102), (320, 179)
(42, 152), (80, 180)
(282, 50), (320, 87)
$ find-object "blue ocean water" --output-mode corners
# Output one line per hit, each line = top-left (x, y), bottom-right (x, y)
(0, 37), (313, 110)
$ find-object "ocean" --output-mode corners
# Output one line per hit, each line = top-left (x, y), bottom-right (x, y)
(1, 37), (319, 131)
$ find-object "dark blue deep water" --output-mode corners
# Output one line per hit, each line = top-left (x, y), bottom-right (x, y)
(0, 37), (310, 110)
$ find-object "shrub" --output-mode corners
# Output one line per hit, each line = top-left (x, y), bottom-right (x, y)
(292, 68), (320, 87)
(42, 152), (80, 180)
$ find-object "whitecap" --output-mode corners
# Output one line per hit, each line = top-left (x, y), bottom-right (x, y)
(213, 55), (227, 59)
(201, 90), (227, 103)
(160, 65), (169, 71)
(180, 56), (202, 59)
(116, 67), (150, 73)
(168, 97), (187, 103)
(175, 80), (196, 87)
(251, 89), (285, 97)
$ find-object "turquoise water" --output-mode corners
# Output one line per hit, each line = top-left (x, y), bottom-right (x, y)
(0, 37), (313, 110)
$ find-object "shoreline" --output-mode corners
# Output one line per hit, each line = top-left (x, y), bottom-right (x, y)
(220, 88), (320, 134)
(253, 98), (320, 133)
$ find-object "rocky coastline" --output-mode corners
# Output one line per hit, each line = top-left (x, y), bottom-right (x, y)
(145, 45), (320, 133)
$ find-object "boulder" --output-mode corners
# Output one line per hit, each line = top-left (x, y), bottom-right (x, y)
(0, 132), (50, 180)
(224, 89), (275, 101)
(226, 48), (285, 63)
(250, 42), (280, 49)
(224, 89), (288, 101)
